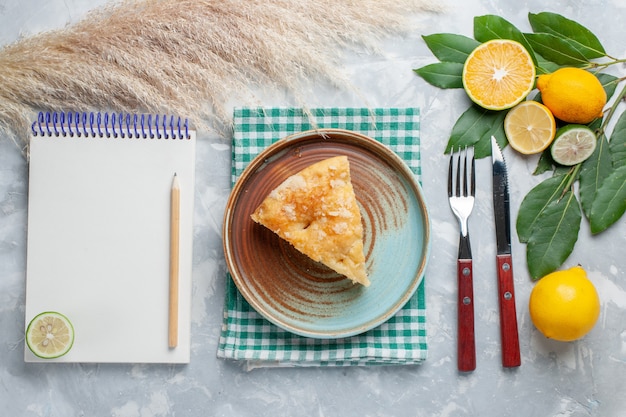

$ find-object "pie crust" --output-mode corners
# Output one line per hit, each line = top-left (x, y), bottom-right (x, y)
(251, 155), (370, 286)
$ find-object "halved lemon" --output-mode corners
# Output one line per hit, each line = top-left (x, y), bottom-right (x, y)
(462, 39), (536, 110)
(504, 101), (556, 154)
(550, 125), (597, 166)
(26, 311), (75, 359)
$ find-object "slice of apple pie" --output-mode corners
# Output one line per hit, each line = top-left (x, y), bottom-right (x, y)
(251, 155), (369, 286)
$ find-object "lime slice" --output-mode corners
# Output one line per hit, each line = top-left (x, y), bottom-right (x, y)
(26, 311), (75, 359)
(550, 125), (597, 166)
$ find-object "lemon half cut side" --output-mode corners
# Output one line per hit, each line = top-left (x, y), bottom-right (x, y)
(504, 101), (556, 154)
(26, 311), (75, 359)
(462, 39), (536, 111)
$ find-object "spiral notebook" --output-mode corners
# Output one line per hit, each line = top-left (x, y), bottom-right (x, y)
(24, 112), (196, 363)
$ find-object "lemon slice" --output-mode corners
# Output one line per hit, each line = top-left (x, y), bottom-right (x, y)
(550, 125), (597, 166)
(504, 101), (556, 154)
(462, 39), (536, 110)
(26, 311), (75, 359)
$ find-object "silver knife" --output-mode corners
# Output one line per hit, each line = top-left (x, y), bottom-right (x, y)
(491, 136), (521, 368)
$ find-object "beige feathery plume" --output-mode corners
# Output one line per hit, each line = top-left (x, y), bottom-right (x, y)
(0, 0), (441, 149)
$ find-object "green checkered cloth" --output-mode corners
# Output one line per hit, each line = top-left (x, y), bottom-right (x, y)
(217, 107), (426, 367)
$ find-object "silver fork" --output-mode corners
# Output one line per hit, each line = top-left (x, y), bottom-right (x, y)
(448, 147), (476, 372)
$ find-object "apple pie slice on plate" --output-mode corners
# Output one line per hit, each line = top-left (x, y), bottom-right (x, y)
(251, 155), (369, 287)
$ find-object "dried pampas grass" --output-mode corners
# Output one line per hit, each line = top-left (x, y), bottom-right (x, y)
(0, 0), (441, 148)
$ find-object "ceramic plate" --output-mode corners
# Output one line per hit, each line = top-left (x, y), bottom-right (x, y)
(223, 129), (430, 338)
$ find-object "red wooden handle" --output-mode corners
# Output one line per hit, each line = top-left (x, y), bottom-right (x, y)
(496, 254), (521, 368)
(457, 258), (476, 372)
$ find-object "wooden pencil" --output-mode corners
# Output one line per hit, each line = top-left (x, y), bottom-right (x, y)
(169, 173), (180, 348)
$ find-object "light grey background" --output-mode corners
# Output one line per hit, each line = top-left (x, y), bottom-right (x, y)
(1, 0), (625, 416)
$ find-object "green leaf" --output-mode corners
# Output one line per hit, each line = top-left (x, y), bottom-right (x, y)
(526, 191), (581, 280)
(534, 53), (561, 75)
(493, 130), (508, 151)
(598, 73), (619, 102)
(445, 105), (506, 158)
(516, 174), (569, 243)
(480, 115), (507, 158)
(445, 105), (489, 151)
(554, 165), (573, 177)
(588, 113), (626, 233)
(413, 62), (464, 89)
(590, 165), (626, 234)
(525, 33), (590, 66)
(609, 110), (626, 166)
(588, 118), (603, 132)
(528, 12), (606, 59)
(473, 15), (537, 65)
(579, 134), (612, 218)
(533, 151), (554, 175)
(422, 34), (480, 63)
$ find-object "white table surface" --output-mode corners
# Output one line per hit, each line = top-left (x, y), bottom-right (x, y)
(1, 1), (625, 416)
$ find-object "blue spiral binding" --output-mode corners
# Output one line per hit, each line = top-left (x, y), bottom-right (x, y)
(31, 111), (191, 139)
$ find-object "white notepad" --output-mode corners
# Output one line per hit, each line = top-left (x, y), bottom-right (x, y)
(25, 112), (196, 363)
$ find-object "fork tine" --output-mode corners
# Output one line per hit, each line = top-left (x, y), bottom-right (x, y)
(448, 152), (454, 197)
(448, 147), (475, 199)
(470, 148), (476, 197)
(455, 151), (461, 197)
(462, 147), (469, 197)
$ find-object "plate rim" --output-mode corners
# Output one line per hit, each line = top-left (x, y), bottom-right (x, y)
(223, 128), (431, 338)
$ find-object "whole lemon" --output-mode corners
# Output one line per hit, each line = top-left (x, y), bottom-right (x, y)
(537, 67), (606, 124)
(529, 265), (600, 342)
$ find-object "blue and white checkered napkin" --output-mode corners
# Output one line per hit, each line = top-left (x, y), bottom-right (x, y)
(217, 107), (427, 367)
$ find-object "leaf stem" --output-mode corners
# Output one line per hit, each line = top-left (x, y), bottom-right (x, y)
(600, 80), (626, 133)
(586, 57), (626, 72)
(561, 165), (581, 199)
(561, 81), (625, 199)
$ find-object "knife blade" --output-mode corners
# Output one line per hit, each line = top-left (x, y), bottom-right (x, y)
(491, 136), (521, 368)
